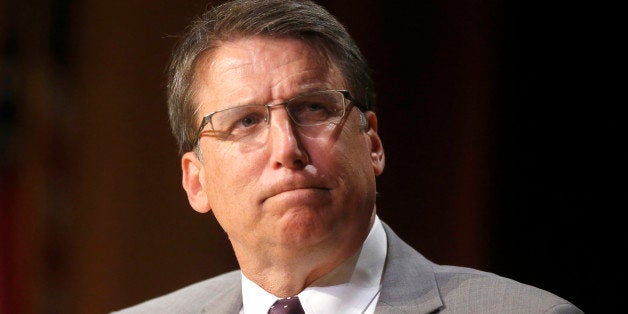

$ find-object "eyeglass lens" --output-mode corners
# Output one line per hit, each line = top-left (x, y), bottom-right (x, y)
(202, 90), (347, 146)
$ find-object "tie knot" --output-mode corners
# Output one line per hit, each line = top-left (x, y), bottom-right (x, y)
(268, 296), (305, 314)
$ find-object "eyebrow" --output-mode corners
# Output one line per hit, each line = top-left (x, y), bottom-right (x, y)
(200, 85), (339, 114)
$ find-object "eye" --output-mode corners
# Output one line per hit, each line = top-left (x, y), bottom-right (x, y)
(239, 115), (260, 128)
(227, 109), (267, 135)
(305, 103), (325, 112)
(289, 100), (339, 125)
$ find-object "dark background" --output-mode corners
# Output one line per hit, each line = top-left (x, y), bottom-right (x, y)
(1, 0), (615, 313)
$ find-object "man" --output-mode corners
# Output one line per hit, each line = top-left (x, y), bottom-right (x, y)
(115, 0), (582, 313)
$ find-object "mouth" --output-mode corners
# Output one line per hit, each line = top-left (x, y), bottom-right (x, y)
(261, 183), (330, 205)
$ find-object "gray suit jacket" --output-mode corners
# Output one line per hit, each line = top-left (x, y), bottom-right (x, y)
(114, 223), (582, 313)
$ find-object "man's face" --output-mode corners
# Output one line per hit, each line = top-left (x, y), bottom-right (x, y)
(181, 36), (384, 263)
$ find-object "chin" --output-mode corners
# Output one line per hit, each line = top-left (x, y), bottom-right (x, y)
(276, 209), (339, 246)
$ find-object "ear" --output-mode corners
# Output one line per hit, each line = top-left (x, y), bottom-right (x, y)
(363, 111), (385, 176)
(181, 152), (212, 213)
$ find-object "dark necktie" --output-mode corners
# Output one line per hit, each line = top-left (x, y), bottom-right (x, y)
(268, 296), (305, 314)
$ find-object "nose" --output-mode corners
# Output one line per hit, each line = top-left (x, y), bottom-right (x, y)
(267, 106), (309, 170)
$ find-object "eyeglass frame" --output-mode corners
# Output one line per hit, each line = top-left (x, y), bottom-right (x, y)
(194, 89), (365, 146)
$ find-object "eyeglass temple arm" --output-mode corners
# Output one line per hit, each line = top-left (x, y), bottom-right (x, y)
(340, 90), (369, 112)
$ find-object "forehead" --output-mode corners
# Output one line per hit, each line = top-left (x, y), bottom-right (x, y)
(193, 36), (344, 112)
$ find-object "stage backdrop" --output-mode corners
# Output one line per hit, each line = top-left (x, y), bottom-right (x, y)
(1, 0), (600, 313)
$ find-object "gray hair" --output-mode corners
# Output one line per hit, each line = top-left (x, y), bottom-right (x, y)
(167, 0), (376, 155)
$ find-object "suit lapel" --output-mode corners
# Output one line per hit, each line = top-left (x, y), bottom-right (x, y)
(376, 223), (444, 314)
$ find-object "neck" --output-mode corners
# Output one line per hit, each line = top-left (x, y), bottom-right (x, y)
(246, 258), (343, 296)
(234, 214), (375, 297)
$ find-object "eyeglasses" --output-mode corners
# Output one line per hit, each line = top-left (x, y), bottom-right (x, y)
(196, 90), (357, 146)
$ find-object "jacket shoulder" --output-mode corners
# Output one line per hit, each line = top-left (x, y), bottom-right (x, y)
(111, 270), (241, 313)
(379, 222), (582, 313)
(431, 265), (582, 313)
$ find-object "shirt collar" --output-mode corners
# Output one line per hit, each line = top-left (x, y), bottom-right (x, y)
(241, 215), (387, 314)
(241, 274), (278, 314)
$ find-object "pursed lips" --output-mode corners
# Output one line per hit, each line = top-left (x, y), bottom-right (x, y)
(260, 182), (330, 204)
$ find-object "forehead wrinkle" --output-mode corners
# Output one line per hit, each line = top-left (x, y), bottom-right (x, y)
(265, 49), (340, 98)
(193, 37), (344, 116)
(269, 68), (336, 98)
(194, 54), (259, 115)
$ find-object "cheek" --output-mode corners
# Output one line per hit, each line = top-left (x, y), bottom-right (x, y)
(314, 133), (373, 182)
(201, 144), (265, 204)
(201, 146), (267, 235)
(338, 127), (373, 168)
(340, 141), (378, 196)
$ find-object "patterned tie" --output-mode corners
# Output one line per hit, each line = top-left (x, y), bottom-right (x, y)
(268, 296), (305, 314)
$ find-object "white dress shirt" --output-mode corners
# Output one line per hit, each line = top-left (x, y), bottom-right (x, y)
(241, 215), (388, 314)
